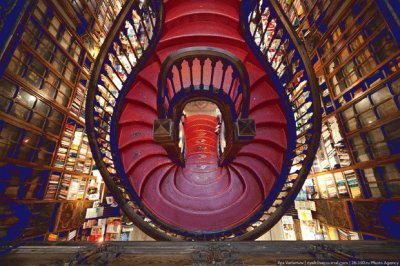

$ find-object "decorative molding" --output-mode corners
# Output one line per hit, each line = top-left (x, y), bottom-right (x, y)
(2, 241), (400, 264)
(192, 244), (244, 266)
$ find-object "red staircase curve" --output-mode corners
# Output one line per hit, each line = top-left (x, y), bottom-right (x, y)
(118, 0), (288, 232)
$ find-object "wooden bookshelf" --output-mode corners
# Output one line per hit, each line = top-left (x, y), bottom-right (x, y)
(0, 0), (126, 241)
(285, 0), (400, 201)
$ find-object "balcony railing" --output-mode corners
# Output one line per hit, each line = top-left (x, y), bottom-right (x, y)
(86, 0), (181, 240)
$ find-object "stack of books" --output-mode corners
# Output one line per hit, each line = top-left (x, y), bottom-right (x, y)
(70, 85), (85, 118)
(77, 176), (88, 200)
(84, 150), (93, 174)
(44, 172), (61, 199)
(345, 170), (361, 198)
(66, 176), (80, 200)
(58, 174), (72, 200)
(54, 122), (75, 168)
(75, 134), (89, 172)
(79, 93), (87, 122)
(334, 172), (349, 197)
(66, 127), (83, 171)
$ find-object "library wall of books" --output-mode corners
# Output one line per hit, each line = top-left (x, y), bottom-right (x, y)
(0, 0), (399, 243)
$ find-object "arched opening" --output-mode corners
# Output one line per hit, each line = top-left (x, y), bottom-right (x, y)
(180, 100), (227, 164)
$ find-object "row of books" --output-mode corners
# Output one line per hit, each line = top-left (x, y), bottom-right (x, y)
(77, 135), (92, 174)
(44, 171), (99, 202)
(78, 94), (86, 122)
(57, 174), (90, 200)
(334, 172), (349, 196)
(344, 170), (361, 198)
(76, 176), (88, 200)
(312, 117), (352, 173)
(58, 174), (72, 200)
(278, 0), (305, 28)
(44, 172), (62, 200)
(66, 127), (84, 171)
(70, 85), (85, 118)
(313, 170), (361, 199)
(70, 83), (88, 123)
(52, 119), (94, 174)
(54, 122), (75, 169)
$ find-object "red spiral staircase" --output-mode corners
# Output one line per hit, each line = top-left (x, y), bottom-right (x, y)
(119, 0), (287, 233)
(87, 0), (321, 240)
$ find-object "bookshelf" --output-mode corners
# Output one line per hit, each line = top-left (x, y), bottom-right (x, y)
(42, 116), (96, 201)
(0, 164), (49, 200)
(283, 0), (400, 203)
(0, 0), (126, 241)
(280, 0), (400, 239)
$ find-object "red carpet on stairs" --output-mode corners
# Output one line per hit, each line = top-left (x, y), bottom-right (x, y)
(118, 0), (288, 231)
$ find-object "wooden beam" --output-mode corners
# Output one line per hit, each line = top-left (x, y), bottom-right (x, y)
(1, 241), (400, 264)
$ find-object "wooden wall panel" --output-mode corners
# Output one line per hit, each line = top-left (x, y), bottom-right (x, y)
(54, 201), (93, 232)
(350, 200), (400, 238)
(314, 199), (353, 229)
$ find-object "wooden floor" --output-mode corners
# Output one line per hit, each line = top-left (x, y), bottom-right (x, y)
(1, 241), (400, 265)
